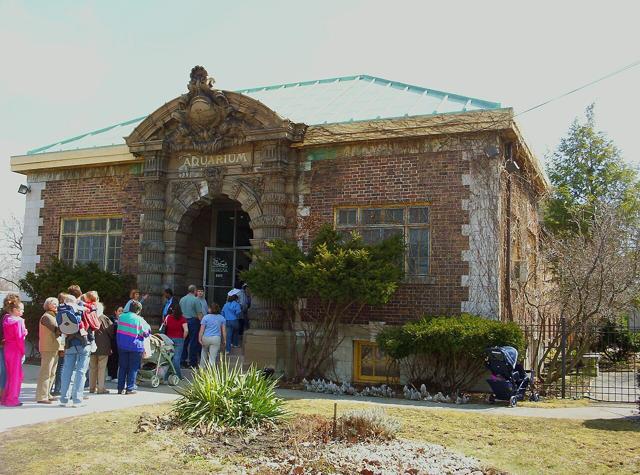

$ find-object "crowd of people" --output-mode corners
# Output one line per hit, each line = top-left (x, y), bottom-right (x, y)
(0, 281), (251, 408)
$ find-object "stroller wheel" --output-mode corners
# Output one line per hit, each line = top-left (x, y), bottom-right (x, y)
(509, 396), (518, 407)
(167, 374), (181, 386)
(150, 375), (160, 388)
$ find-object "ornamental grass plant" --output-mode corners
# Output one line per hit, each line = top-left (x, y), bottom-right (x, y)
(173, 359), (287, 430)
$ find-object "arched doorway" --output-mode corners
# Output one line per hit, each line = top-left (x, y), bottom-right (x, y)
(173, 195), (253, 307)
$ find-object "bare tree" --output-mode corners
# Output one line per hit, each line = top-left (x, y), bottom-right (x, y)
(522, 205), (640, 384)
(0, 214), (23, 289)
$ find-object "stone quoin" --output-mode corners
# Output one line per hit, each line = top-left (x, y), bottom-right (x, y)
(10, 67), (549, 382)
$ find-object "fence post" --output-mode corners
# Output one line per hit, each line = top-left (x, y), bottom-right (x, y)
(560, 317), (567, 399)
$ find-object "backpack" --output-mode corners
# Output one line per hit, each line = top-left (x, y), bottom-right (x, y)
(82, 304), (101, 332)
(57, 305), (81, 335)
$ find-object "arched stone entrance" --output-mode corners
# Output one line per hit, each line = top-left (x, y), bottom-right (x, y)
(169, 194), (253, 307)
(125, 67), (305, 374)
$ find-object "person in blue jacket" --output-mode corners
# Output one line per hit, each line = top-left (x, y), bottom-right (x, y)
(221, 290), (242, 352)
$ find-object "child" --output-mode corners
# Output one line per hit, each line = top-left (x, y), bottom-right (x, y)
(107, 306), (124, 381)
(1, 294), (27, 407)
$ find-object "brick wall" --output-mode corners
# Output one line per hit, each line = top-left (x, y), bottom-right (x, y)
(304, 150), (470, 324)
(37, 171), (143, 277)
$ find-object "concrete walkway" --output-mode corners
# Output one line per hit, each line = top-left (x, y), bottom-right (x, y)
(1, 365), (637, 433)
(278, 389), (638, 421)
(0, 364), (179, 433)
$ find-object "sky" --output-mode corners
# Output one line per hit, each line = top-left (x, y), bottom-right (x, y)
(1, 0), (639, 228)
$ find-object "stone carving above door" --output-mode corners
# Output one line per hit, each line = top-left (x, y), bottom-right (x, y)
(165, 66), (262, 154)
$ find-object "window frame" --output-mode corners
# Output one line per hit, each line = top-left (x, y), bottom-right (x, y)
(353, 340), (400, 384)
(58, 216), (124, 273)
(334, 203), (431, 277)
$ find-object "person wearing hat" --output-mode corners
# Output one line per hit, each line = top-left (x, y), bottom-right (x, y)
(222, 289), (242, 352)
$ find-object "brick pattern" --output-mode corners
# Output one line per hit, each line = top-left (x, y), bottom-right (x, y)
(37, 172), (143, 277)
(305, 151), (470, 324)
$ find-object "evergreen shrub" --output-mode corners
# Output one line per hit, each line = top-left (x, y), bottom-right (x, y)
(19, 258), (135, 314)
(377, 313), (524, 394)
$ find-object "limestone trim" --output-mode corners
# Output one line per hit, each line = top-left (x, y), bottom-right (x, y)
(10, 145), (139, 174)
(18, 181), (46, 300)
(461, 152), (501, 318)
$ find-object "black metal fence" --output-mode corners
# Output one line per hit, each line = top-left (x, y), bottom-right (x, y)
(521, 319), (639, 403)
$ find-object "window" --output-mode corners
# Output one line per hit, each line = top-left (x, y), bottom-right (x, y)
(335, 204), (430, 276)
(353, 340), (399, 383)
(60, 217), (123, 272)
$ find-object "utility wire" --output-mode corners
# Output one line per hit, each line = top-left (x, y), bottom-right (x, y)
(515, 59), (640, 117)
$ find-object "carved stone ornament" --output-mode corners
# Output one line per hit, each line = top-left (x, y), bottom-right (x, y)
(170, 180), (197, 201)
(165, 66), (261, 154)
(204, 166), (225, 195)
(237, 176), (264, 201)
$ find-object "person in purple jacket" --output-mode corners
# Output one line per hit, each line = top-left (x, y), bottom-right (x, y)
(116, 300), (150, 395)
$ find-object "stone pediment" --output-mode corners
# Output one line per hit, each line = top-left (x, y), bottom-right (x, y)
(126, 66), (306, 154)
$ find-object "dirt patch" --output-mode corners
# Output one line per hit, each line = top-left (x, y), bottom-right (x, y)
(136, 413), (496, 474)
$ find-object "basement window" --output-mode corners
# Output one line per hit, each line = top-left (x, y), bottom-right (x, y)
(353, 340), (400, 383)
(60, 217), (123, 273)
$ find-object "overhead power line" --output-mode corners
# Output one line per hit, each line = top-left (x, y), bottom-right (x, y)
(515, 59), (640, 117)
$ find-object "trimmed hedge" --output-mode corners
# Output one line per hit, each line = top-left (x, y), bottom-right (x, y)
(377, 313), (524, 394)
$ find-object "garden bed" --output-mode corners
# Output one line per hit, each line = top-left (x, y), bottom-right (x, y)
(135, 412), (493, 474)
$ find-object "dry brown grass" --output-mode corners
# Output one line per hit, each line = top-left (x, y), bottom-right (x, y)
(288, 398), (640, 475)
(0, 399), (638, 475)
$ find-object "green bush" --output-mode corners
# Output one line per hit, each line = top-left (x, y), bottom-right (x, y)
(23, 302), (43, 346)
(594, 319), (640, 364)
(19, 258), (135, 314)
(173, 360), (287, 430)
(377, 313), (524, 394)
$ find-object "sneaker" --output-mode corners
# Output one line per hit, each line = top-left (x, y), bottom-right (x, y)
(97, 389), (111, 395)
(89, 389), (96, 394)
(120, 390), (127, 395)
(125, 390), (137, 395)
(49, 396), (59, 402)
(71, 402), (87, 408)
(59, 400), (68, 407)
(37, 400), (53, 405)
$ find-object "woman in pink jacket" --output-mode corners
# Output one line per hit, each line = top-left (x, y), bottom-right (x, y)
(1, 294), (27, 406)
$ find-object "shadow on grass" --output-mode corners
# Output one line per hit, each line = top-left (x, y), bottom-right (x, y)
(583, 417), (640, 432)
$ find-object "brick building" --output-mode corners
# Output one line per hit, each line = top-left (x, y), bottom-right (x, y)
(10, 67), (548, 381)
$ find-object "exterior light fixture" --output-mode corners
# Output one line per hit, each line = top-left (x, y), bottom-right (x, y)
(17, 184), (31, 194)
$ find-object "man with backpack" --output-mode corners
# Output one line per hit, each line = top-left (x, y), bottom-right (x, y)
(56, 291), (101, 407)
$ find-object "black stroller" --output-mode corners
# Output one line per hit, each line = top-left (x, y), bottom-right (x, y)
(485, 346), (539, 407)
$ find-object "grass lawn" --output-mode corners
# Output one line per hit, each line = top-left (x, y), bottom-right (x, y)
(0, 399), (638, 475)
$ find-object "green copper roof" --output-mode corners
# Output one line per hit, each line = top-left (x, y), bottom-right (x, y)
(26, 75), (501, 155)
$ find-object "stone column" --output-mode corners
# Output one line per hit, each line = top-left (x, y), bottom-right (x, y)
(138, 150), (167, 318)
(244, 142), (296, 374)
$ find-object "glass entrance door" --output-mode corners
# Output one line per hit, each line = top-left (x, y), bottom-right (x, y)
(203, 207), (253, 308)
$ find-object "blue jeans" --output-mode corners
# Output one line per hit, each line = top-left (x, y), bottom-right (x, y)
(182, 318), (201, 367)
(60, 345), (91, 404)
(118, 350), (142, 392)
(0, 347), (6, 390)
(51, 355), (64, 395)
(169, 338), (184, 380)
(226, 319), (240, 352)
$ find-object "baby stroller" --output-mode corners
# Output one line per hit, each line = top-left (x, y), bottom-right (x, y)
(137, 334), (181, 388)
(485, 346), (539, 407)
